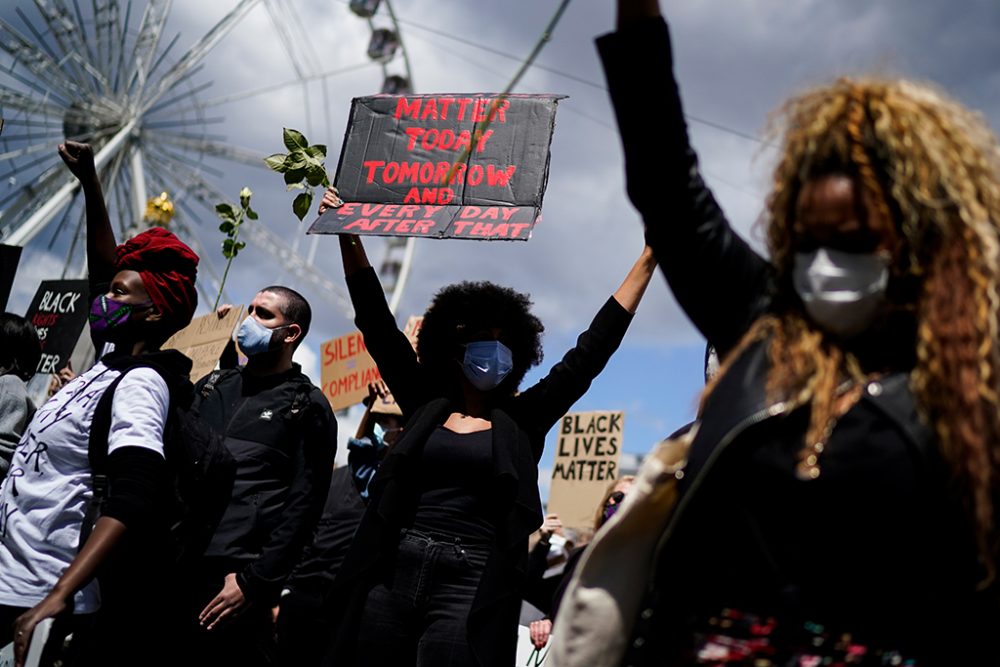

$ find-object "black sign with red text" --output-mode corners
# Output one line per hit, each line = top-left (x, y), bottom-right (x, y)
(309, 93), (563, 241)
(24, 279), (89, 374)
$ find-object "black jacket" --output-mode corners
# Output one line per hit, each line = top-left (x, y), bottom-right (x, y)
(324, 267), (633, 667)
(599, 16), (998, 664)
(194, 364), (336, 604)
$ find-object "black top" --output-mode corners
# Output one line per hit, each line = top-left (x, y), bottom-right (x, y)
(194, 365), (337, 604)
(326, 266), (634, 667)
(285, 467), (367, 602)
(413, 427), (496, 545)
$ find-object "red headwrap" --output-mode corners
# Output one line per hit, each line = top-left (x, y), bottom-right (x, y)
(115, 227), (199, 330)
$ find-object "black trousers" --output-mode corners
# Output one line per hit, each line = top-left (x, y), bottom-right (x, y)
(355, 529), (489, 667)
(174, 560), (277, 667)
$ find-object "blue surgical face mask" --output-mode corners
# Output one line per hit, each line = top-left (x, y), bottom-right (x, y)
(237, 316), (289, 357)
(462, 340), (513, 391)
(372, 422), (388, 448)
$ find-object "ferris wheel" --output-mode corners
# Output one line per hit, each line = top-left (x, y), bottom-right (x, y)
(0, 0), (418, 316)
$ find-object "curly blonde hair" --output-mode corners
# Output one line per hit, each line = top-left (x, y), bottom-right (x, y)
(705, 77), (1000, 583)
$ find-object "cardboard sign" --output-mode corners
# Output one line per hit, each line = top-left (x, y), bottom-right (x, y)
(0, 244), (22, 311)
(321, 330), (382, 411)
(310, 93), (563, 241)
(163, 307), (244, 383)
(24, 279), (90, 375)
(547, 411), (624, 533)
(402, 315), (423, 345)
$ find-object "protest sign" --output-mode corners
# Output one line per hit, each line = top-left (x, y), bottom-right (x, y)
(24, 279), (89, 375)
(163, 307), (244, 383)
(310, 93), (563, 241)
(321, 330), (382, 411)
(0, 244), (22, 311)
(403, 315), (423, 345)
(547, 410), (624, 533)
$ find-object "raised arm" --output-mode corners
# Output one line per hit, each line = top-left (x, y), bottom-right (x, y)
(58, 141), (117, 289)
(598, 1), (771, 355)
(515, 247), (652, 453)
(325, 182), (427, 414)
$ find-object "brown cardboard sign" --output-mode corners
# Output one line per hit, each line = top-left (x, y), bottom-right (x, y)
(163, 307), (244, 383)
(547, 410), (624, 533)
(321, 330), (382, 411)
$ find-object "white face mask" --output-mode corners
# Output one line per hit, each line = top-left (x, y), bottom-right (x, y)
(792, 247), (889, 338)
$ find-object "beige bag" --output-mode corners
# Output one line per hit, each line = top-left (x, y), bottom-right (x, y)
(547, 426), (696, 667)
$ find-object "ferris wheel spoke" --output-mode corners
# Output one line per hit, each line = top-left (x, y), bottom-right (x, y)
(166, 61), (375, 116)
(60, 205), (87, 278)
(139, 0), (262, 114)
(33, 0), (102, 92)
(0, 18), (89, 100)
(91, 0), (121, 88)
(147, 140), (222, 178)
(144, 78), (215, 115)
(126, 0), (172, 94)
(45, 184), (80, 249)
(0, 122), (117, 161)
(0, 88), (65, 118)
(156, 136), (271, 170)
(109, 0), (132, 94)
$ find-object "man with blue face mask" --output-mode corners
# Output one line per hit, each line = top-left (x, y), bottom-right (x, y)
(175, 286), (336, 667)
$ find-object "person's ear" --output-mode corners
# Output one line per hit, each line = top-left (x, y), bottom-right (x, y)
(283, 323), (302, 346)
(144, 308), (163, 323)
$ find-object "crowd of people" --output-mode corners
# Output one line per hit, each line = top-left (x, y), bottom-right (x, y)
(3, 0), (1000, 664)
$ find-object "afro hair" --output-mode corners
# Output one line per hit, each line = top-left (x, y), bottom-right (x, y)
(417, 280), (544, 396)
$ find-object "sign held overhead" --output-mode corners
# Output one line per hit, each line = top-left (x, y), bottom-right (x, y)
(310, 93), (563, 241)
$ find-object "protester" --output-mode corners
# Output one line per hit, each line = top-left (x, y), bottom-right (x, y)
(0, 141), (199, 666)
(277, 380), (402, 667)
(176, 287), (336, 667)
(554, 0), (1000, 663)
(320, 186), (657, 667)
(528, 477), (635, 651)
(0, 313), (41, 478)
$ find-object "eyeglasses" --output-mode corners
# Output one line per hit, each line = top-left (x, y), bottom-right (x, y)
(605, 491), (625, 507)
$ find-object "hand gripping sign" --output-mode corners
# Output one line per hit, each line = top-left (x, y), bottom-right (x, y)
(309, 94), (563, 241)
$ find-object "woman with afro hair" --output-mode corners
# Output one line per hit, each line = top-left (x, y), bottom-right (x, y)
(550, 0), (1000, 665)
(318, 186), (656, 667)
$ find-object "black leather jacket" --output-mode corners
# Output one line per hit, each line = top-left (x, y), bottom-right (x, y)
(598, 16), (997, 664)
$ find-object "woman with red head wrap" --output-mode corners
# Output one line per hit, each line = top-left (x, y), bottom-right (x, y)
(0, 142), (200, 667)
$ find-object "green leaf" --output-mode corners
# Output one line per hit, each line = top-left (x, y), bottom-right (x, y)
(218, 221), (235, 234)
(283, 127), (308, 152)
(284, 167), (307, 185)
(215, 203), (238, 220)
(245, 207), (259, 220)
(264, 153), (288, 172)
(305, 144), (327, 160)
(306, 165), (328, 187)
(321, 174), (331, 188)
(293, 191), (313, 221)
(222, 238), (236, 259)
(286, 151), (308, 170)
(235, 241), (246, 252)
(286, 182), (306, 191)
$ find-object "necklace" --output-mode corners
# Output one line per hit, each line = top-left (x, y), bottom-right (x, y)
(794, 379), (868, 480)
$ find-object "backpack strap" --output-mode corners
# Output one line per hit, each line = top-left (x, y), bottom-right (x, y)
(81, 364), (154, 548)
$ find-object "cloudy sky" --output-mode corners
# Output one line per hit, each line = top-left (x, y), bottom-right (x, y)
(5, 0), (1000, 473)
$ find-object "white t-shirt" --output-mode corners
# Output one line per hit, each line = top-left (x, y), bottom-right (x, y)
(0, 361), (169, 613)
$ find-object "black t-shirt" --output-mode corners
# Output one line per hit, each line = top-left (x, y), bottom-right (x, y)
(411, 427), (496, 544)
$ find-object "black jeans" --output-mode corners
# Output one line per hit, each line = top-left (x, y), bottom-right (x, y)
(357, 529), (489, 667)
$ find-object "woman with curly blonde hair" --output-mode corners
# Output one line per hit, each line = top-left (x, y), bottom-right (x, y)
(556, 0), (1000, 664)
